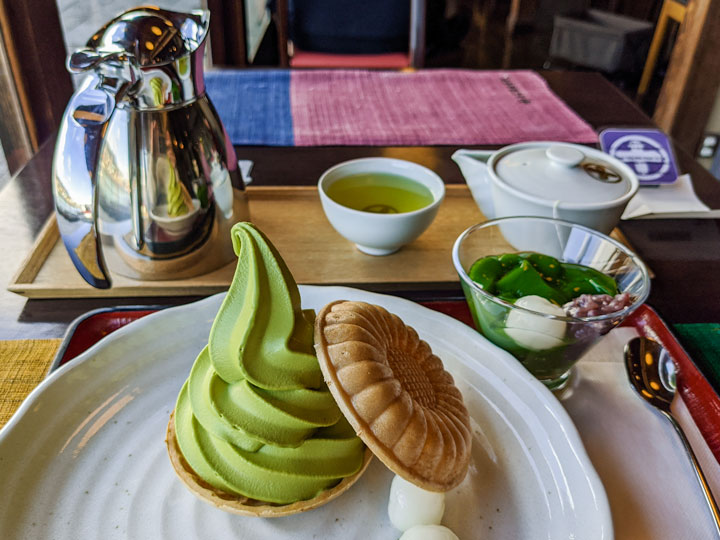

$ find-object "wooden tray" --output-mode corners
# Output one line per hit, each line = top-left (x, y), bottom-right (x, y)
(9, 186), (482, 298)
(8, 186), (636, 299)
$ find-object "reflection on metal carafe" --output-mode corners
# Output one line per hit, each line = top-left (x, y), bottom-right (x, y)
(52, 7), (249, 288)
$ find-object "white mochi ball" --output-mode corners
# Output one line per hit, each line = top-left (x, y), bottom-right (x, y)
(388, 475), (446, 532)
(400, 524), (460, 540)
(505, 295), (567, 350)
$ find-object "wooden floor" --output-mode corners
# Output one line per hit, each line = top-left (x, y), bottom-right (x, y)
(426, 3), (552, 70)
(50, 0), (671, 120)
(446, 4), (671, 119)
(52, 0), (651, 89)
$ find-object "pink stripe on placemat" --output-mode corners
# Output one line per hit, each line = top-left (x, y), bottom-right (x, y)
(290, 69), (597, 146)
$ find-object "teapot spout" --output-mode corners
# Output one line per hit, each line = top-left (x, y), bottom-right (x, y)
(451, 149), (496, 219)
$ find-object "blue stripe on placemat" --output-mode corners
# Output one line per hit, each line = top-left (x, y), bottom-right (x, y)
(204, 69), (293, 146)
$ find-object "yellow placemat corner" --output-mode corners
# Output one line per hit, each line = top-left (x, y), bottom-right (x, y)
(0, 339), (62, 428)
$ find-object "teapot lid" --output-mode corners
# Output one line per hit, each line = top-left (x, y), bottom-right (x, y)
(86, 7), (208, 66)
(493, 143), (634, 205)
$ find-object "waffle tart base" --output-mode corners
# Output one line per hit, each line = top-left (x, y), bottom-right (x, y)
(165, 411), (373, 517)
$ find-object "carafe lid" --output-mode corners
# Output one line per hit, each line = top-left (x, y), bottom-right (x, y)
(86, 7), (208, 66)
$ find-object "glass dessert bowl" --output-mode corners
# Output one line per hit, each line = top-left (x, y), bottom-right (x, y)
(452, 216), (651, 391)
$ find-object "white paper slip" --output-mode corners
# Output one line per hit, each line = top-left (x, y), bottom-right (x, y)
(622, 174), (716, 219)
(238, 159), (254, 185)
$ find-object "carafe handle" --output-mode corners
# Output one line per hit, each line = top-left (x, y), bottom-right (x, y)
(52, 72), (137, 288)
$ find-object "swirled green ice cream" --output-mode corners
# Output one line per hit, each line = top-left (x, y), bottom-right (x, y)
(174, 222), (365, 504)
(166, 166), (189, 217)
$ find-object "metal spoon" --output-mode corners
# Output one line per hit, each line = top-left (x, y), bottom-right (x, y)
(625, 336), (720, 535)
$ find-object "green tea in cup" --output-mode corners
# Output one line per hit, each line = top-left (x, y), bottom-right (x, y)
(325, 173), (434, 214)
(318, 157), (445, 255)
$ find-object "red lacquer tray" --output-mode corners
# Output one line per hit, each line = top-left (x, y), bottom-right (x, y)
(623, 304), (720, 464)
(51, 306), (162, 371)
(51, 301), (474, 371)
(51, 301), (720, 463)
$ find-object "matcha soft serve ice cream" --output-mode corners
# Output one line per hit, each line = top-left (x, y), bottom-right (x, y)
(171, 222), (366, 509)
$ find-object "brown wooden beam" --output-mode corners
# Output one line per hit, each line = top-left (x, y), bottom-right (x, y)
(206, 0), (228, 66)
(275, 0), (290, 67)
(0, 23), (32, 174)
(207, 0), (247, 67)
(653, 0), (720, 154)
(225, 0), (248, 66)
(0, 0), (72, 149)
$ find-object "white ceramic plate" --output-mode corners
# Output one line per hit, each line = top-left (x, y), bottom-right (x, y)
(0, 286), (612, 539)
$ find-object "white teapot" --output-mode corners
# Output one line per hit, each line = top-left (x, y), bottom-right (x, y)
(452, 142), (638, 234)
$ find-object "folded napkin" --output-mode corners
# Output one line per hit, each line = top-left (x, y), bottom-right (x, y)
(563, 327), (720, 539)
(238, 159), (254, 185)
(622, 174), (714, 219)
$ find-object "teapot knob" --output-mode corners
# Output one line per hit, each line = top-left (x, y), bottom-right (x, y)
(546, 145), (584, 167)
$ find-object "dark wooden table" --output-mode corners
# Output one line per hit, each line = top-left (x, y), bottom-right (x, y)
(1, 71), (719, 341)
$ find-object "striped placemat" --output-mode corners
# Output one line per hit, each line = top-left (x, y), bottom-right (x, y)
(207, 70), (293, 146)
(205, 69), (598, 146)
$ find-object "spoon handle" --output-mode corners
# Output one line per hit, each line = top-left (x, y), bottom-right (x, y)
(666, 412), (720, 536)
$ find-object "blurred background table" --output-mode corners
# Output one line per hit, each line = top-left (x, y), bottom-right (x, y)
(1, 70), (719, 341)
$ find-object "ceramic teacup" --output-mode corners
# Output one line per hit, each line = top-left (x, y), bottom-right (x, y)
(318, 158), (445, 255)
